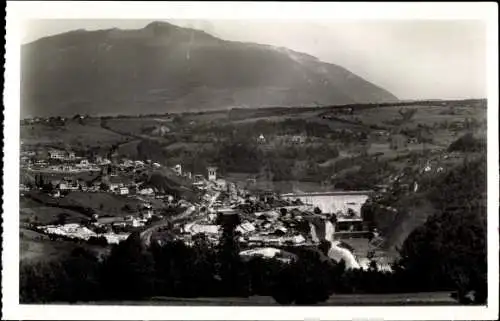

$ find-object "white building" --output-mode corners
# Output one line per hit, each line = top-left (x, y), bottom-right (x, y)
(48, 150), (66, 160)
(207, 166), (217, 181)
(76, 159), (90, 168)
(142, 210), (153, 219)
(48, 150), (76, 161)
(118, 187), (129, 195)
(138, 187), (155, 196)
(109, 182), (122, 191)
(173, 164), (182, 176)
(59, 181), (80, 191)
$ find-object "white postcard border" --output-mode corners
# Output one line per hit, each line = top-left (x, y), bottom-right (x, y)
(3, 2), (499, 320)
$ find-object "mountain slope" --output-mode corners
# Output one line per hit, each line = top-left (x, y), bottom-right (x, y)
(21, 21), (398, 117)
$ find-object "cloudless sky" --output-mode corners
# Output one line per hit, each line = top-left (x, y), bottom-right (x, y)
(22, 19), (487, 100)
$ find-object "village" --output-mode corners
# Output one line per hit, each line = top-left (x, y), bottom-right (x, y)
(19, 142), (404, 270)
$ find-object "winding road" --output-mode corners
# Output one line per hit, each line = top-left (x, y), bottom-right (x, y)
(136, 191), (221, 247)
(137, 205), (197, 247)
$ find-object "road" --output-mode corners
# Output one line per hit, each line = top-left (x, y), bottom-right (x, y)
(138, 190), (222, 247)
(138, 205), (197, 247)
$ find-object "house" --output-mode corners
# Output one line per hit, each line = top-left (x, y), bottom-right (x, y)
(134, 160), (145, 167)
(76, 159), (90, 168)
(186, 223), (220, 235)
(118, 187), (129, 195)
(108, 182), (121, 191)
(57, 178), (80, 191)
(51, 190), (61, 198)
(99, 158), (111, 165)
(125, 217), (143, 228)
(173, 164), (182, 176)
(122, 159), (135, 168)
(193, 174), (205, 183)
(48, 149), (76, 161)
(207, 166), (217, 181)
(107, 176), (133, 192)
(142, 209), (153, 219)
(48, 149), (66, 160)
(236, 222), (256, 234)
(291, 135), (307, 144)
(138, 187), (155, 196)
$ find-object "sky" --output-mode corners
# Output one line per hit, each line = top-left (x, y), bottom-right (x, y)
(21, 19), (487, 100)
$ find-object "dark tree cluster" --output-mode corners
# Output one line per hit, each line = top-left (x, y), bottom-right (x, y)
(448, 133), (486, 153)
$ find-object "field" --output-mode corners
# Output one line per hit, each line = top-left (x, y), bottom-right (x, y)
(20, 228), (109, 263)
(20, 120), (127, 149)
(61, 192), (145, 216)
(103, 117), (178, 138)
(22, 190), (149, 220)
(116, 139), (141, 158)
(20, 205), (89, 225)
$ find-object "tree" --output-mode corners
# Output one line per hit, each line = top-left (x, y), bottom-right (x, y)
(216, 213), (250, 296)
(100, 239), (155, 300)
(56, 213), (69, 225)
(41, 182), (54, 193)
(396, 157), (486, 303)
(88, 236), (108, 246)
(99, 183), (109, 191)
(448, 133), (485, 153)
(398, 108), (417, 123)
(122, 204), (133, 213)
(271, 248), (334, 305)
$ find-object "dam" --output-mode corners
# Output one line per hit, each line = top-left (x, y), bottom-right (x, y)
(281, 191), (372, 217)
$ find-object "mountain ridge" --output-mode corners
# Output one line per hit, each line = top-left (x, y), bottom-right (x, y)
(21, 21), (398, 117)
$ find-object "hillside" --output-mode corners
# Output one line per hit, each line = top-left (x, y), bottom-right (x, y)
(144, 168), (198, 202)
(21, 21), (398, 117)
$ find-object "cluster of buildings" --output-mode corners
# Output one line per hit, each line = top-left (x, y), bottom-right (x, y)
(21, 142), (394, 271)
(257, 133), (308, 145)
(158, 181), (387, 270)
(21, 145), (164, 195)
(36, 223), (130, 245)
(21, 144), (243, 247)
(20, 114), (90, 126)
